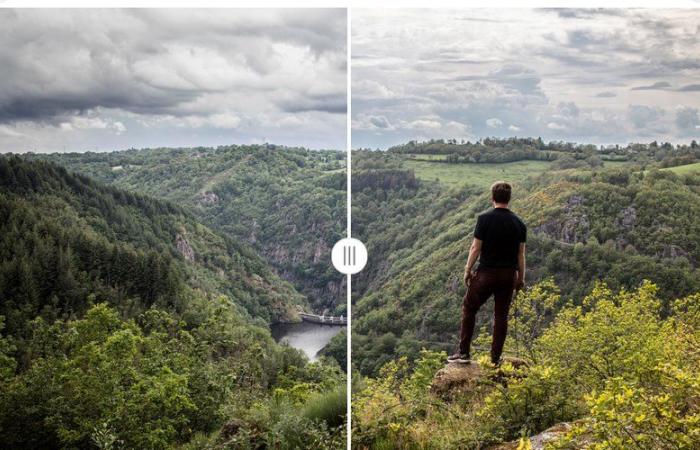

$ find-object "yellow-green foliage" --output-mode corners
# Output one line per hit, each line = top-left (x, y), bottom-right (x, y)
(353, 350), (486, 449)
(537, 281), (667, 392)
(353, 281), (700, 449)
(553, 292), (700, 449)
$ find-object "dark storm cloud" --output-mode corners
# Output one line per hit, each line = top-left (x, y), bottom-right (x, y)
(0, 9), (346, 151)
(549, 9), (626, 20)
(679, 84), (700, 92)
(278, 93), (348, 114)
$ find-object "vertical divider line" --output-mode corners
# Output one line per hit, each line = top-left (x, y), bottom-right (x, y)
(346, 6), (352, 450)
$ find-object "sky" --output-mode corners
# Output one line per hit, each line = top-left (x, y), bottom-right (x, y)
(352, 8), (700, 149)
(0, 9), (346, 153)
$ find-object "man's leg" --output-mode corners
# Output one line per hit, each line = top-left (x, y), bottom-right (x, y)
(491, 270), (516, 364)
(459, 272), (492, 357)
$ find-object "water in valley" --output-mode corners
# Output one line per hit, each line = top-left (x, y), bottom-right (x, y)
(271, 321), (344, 361)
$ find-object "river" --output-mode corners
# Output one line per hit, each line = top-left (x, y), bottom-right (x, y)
(270, 321), (344, 361)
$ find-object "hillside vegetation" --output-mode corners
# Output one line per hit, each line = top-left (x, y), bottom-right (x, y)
(0, 156), (345, 449)
(35, 144), (347, 315)
(351, 141), (700, 449)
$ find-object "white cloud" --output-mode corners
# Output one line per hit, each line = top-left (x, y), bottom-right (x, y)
(352, 9), (700, 147)
(547, 122), (566, 130)
(486, 118), (503, 128)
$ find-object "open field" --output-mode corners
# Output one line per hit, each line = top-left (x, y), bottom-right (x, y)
(403, 159), (553, 188)
(403, 159), (635, 188)
(663, 161), (700, 175)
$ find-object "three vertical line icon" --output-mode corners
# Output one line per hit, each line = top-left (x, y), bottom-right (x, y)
(343, 244), (356, 266)
(331, 238), (367, 275)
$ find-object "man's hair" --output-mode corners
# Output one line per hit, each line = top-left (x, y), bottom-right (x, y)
(491, 181), (512, 204)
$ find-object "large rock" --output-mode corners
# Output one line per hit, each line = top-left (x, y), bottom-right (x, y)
(430, 357), (529, 398)
(486, 422), (574, 450)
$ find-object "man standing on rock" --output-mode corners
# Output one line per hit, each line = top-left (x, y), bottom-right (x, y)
(448, 181), (526, 366)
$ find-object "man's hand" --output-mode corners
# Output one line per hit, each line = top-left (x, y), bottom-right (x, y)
(464, 269), (474, 286)
(515, 278), (525, 292)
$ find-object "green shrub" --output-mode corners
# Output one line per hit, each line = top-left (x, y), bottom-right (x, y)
(303, 385), (347, 427)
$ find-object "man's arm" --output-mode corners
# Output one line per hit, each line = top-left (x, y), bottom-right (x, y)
(516, 242), (526, 291)
(463, 238), (482, 285)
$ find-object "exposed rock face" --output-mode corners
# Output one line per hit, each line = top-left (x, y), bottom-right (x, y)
(659, 244), (690, 260)
(430, 357), (530, 398)
(175, 233), (195, 262)
(313, 240), (329, 264)
(533, 194), (590, 244)
(265, 239), (345, 312)
(197, 191), (219, 205)
(486, 422), (578, 450)
(616, 205), (637, 229)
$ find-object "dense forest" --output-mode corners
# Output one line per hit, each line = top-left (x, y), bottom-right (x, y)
(31, 145), (347, 316)
(0, 155), (346, 449)
(351, 143), (700, 448)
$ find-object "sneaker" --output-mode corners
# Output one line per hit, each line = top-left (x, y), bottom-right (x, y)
(447, 353), (470, 364)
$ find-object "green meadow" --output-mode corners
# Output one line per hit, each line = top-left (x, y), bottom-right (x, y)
(403, 159), (553, 188)
(403, 158), (635, 188)
(663, 161), (700, 175)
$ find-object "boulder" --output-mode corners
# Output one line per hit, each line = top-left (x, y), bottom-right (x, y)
(486, 422), (587, 450)
(430, 357), (529, 398)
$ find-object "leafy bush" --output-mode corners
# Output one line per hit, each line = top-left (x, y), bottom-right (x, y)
(303, 385), (347, 427)
(353, 281), (700, 449)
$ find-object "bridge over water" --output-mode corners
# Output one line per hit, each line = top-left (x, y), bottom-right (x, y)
(299, 312), (347, 325)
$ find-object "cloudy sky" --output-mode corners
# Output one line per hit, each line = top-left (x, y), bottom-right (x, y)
(352, 9), (700, 149)
(0, 9), (346, 153)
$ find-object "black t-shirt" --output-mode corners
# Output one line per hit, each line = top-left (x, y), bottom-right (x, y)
(473, 208), (527, 269)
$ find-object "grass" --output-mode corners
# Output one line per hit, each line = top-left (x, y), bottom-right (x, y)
(663, 161), (700, 175)
(403, 158), (634, 189)
(403, 159), (553, 188)
(302, 386), (346, 427)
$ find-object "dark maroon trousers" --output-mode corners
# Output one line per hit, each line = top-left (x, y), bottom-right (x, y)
(459, 267), (517, 363)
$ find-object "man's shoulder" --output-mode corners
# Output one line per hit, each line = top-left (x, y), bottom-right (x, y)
(478, 209), (498, 219)
(512, 211), (526, 224)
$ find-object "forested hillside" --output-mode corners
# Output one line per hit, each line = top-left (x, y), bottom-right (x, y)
(34, 145), (346, 315)
(351, 143), (700, 448)
(0, 156), (345, 449)
(352, 147), (700, 375)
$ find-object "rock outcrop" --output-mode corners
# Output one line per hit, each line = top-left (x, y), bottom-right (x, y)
(486, 422), (578, 450)
(175, 233), (195, 262)
(533, 194), (590, 244)
(430, 357), (530, 398)
(196, 191), (219, 205)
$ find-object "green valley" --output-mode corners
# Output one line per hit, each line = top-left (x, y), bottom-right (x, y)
(0, 154), (346, 449)
(33, 145), (347, 316)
